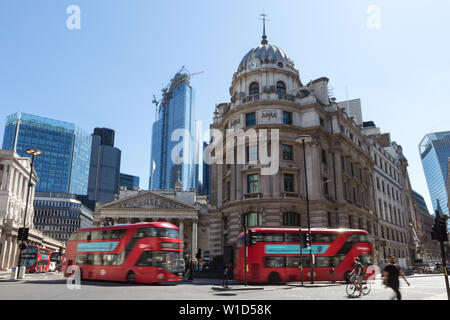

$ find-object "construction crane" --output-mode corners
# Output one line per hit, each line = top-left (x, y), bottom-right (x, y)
(152, 94), (160, 121)
(152, 66), (204, 121)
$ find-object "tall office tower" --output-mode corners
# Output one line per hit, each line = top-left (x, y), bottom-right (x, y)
(150, 68), (197, 191)
(119, 173), (140, 190)
(419, 131), (450, 216)
(2, 112), (91, 194)
(87, 128), (121, 203)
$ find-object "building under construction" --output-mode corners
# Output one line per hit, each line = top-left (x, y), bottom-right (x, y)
(149, 67), (201, 192)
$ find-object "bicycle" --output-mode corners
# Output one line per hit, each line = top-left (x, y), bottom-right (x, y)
(346, 275), (371, 297)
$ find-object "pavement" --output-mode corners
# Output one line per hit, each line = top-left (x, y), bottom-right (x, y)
(0, 273), (447, 300)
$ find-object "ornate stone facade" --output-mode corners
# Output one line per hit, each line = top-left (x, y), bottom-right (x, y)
(0, 150), (64, 271)
(207, 33), (377, 259)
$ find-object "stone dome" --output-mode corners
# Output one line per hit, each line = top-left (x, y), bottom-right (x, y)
(237, 43), (293, 73)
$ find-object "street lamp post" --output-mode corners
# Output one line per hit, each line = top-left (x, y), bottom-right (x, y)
(16, 148), (41, 279)
(296, 135), (314, 284)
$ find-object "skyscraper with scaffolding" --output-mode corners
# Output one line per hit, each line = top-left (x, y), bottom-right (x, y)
(150, 68), (200, 191)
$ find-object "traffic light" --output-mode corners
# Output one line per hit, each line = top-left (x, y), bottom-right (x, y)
(432, 215), (449, 242)
(18, 228), (29, 241)
(299, 232), (308, 247)
(247, 230), (257, 247)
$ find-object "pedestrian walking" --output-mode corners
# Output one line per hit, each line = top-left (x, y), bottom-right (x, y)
(222, 264), (229, 288)
(382, 255), (410, 300)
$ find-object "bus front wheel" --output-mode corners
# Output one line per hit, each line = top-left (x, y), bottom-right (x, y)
(126, 271), (136, 283)
(268, 272), (281, 284)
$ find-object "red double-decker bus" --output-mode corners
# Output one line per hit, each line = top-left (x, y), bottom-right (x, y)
(64, 222), (183, 284)
(20, 245), (51, 273)
(231, 228), (374, 283)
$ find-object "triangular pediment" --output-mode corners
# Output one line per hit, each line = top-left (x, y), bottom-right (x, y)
(99, 191), (196, 210)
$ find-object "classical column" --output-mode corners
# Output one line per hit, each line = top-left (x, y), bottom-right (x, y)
(192, 219), (198, 262)
(7, 166), (13, 192)
(4, 235), (13, 270)
(10, 236), (18, 268)
(0, 235), (9, 270)
(1, 165), (8, 190)
(179, 218), (184, 257)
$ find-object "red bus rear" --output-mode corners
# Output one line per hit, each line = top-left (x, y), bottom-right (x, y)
(64, 222), (183, 284)
(233, 228), (374, 283)
(20, 245), (51, 273)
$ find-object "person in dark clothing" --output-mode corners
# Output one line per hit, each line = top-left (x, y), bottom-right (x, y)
(383, 255), (410, 300)
(349, 257), (364, 296)
(222, 264), (229, 288)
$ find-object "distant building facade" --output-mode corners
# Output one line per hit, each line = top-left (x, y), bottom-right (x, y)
(0, 150), (64, 271)
(363, 123), (413, 266)
(33, 192), (94, 242)
(150, 69), (197, 191)
(119, 173), (140, 190)
(2, 112), (92, 195)
(87, 128), (121, 203)
(411, 190), (441, 264)
(419, 131), (450, 216)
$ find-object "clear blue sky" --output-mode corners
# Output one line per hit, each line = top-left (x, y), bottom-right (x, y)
(1, 0), (449, 212)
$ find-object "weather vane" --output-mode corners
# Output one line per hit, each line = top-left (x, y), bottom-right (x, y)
(259, 11), (269, 45)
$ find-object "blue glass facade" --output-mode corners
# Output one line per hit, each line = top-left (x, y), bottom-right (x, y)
(120, 173), (140, 190)
(419, 131), (450, 217)
(2, 112), (92, 194)
(150, 72), (197, 191)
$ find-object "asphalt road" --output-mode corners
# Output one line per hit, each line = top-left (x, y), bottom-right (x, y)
(0, 273), (447, 300)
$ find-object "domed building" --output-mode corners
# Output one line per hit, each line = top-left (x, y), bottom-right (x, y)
(207, 27), (378, 262)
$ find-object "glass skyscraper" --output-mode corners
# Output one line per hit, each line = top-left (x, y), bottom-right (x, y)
(2, 112), (92, 194)
(150, 70), (198, 191)
(87, 128), (121, 203)
(120, 173), (140, 190)
(419, 131), (450, 216)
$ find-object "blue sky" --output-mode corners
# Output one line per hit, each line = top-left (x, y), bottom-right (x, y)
(1, 0), (449, 212)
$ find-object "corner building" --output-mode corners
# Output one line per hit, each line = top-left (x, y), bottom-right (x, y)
(208, 31), (377, 259)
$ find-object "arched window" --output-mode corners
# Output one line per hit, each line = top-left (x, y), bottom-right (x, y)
(276, 81), (286, 94)
(249, 82), (259, 95)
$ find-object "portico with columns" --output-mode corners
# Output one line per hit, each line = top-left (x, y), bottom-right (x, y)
(93, 190), (207, 261)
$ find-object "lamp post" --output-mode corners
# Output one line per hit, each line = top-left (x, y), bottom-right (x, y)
(16, 148), (41, 279)
(296, 135), (314, 284)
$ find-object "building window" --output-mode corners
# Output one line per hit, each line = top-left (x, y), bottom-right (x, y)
(327, 212), (332, 228)
(284, 174), (295, 192)
(249, 82), (260, 95)
(247, 174), (259, 193)
(320, 117), (325, 127)
(283, 111), (292, 125)
(321, 149), (327, 164)
(244, 212), (262, 227)
(283, 212), (300, 226)
(282, 145), (293, 161)
(247, 145), (258, 163)
(246, 113), (256, 126)
(376, 177), (380, 191)
(276, 81), (286, 94)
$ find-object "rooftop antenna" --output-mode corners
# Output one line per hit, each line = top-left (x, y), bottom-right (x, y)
(259, 11), (269, 45)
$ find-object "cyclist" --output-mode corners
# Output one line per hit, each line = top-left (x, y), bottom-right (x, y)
(348, 257), (364, 296)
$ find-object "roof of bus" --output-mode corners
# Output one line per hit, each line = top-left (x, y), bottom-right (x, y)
(74, 221), (178, 232)
(243, 227), (369, 234)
